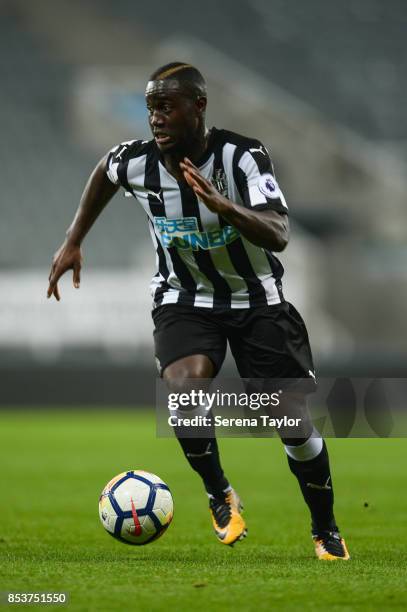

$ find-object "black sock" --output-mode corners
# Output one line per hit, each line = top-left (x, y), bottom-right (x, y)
(286, 441), (337, 533)
(177, 436), (229, 497)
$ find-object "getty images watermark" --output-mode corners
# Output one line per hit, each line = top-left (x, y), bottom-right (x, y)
(156, 378), (407, 438)
(166, 388), (302, 430)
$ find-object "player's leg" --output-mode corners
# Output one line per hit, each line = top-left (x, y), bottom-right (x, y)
(163, 354), (229, 496)
(228, 303), (349, 559)
(276, 393), (349, 559)
(267, 391), (337, 532)
(163, 354), (246, 545)
(153, 305), (246, 545)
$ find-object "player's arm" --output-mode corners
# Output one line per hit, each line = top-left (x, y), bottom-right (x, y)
(180, 157), (289, 252)
(47, 156), (119, 301)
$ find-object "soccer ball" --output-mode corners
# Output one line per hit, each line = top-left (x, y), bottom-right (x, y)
(99, 470), (173, 545)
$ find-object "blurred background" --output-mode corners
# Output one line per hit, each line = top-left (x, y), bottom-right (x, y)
(1, 0), (406, 405)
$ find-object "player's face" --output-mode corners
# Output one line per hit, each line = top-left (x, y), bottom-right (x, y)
(146, 92), (203, 153)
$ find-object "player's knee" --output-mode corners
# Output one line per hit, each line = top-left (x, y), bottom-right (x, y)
(272, 392), (313, 437)
(163, 355), (213, 392)
(164, 371), (208, 396)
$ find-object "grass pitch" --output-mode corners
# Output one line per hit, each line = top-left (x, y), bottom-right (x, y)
(1, 410), (406, 611)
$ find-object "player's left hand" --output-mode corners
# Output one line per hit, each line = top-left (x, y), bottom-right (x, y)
(180, 158), (227, 213)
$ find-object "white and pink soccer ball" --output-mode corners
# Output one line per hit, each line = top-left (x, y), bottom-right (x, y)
(99, 470), (173, 545)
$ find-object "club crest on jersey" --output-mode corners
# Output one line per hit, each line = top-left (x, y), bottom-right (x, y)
(258, 173), (279, 199)
(211, 169), (228, 197)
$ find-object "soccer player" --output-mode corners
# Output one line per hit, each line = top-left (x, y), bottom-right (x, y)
(47, 62), (349, 560)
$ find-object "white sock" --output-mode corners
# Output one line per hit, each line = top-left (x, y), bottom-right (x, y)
(284, 430), (323, 462)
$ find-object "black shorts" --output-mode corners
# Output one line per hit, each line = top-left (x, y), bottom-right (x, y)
(152, 302), (316, 392)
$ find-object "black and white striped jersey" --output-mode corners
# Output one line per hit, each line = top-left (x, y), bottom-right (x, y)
(106, 127), (288, 309)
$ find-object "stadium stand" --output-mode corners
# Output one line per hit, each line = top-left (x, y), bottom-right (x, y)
(0, 1), (148, 269)
(104, 0), (407, 146)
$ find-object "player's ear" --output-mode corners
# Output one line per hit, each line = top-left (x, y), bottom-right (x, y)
(195, 96), (207, 114)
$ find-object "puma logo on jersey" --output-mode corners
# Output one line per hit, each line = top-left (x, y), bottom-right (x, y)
(129, 185), (164, 203)
(147, 189), (163, 203)
(249, 146), (267, 156)
(115, 145), (127, 160)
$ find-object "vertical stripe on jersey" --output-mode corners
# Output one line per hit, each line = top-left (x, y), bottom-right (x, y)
(264, 250), (285, 301)
(117, 158), (133, 193)
(238, 148), (287, 212)
(246, 146), (274, 175)
(122, 156), (171, 306)
(230, 145), (283, 305)
(147, 217), (171, 306)
(242, 147), (285, 302)
(144, 148), (197, 306)
(198, 157), (253, 301)
(178, 180), (232, 309)
(127, 154), (176, 306)
(212, 144), (267, 307)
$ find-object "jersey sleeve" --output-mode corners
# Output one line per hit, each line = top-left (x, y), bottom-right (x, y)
(235, 141), (288, 214)
(105, 140), (139, 185)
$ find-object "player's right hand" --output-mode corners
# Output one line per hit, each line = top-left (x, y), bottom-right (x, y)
(47, 242), (82, 301)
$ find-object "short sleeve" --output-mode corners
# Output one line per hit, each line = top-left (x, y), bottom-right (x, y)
(235, 141), (288, 214)
(105, 140), (138, 185)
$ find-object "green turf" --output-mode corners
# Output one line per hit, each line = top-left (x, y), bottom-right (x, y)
(0, 410), (406, 611)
